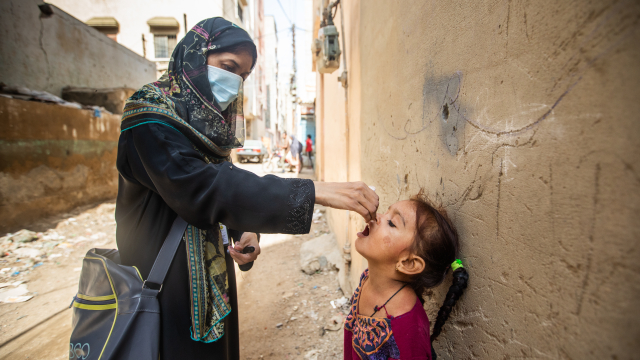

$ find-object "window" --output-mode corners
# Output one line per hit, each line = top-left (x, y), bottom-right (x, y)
(154, 34), (177, 58)
(147, 17), (180, 59)
(86, 17), (119, 42)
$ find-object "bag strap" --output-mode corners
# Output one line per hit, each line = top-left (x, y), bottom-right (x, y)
(143, 216), (188, 293)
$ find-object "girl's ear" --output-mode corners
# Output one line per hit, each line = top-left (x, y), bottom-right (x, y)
(396, 254), (425, 276)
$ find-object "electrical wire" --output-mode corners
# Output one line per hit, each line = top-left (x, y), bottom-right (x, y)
(252, 28), (291, 41)
(276, 0), (292, 25)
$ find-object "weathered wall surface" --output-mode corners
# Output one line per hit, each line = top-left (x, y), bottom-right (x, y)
(314, 0), (364, 295)
(0, 97), (120, 233)
(316, 0), (640, 358)
(0, 0), (156, 97)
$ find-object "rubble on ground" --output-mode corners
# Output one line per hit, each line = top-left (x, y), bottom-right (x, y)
(0, 202), (117, 303)
(299, 233), (343, 275)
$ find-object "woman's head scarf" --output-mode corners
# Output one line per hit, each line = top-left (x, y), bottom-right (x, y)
(121, 17), (257, 343)
(121, 17), (256, 159)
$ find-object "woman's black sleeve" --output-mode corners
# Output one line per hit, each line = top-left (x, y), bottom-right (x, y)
(124, 123), (314, 234)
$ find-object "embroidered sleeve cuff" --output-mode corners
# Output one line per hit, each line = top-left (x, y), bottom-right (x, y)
(281, 178), (315, 234)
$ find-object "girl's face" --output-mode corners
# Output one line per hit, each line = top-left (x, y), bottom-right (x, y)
(355, 200), (417, 265)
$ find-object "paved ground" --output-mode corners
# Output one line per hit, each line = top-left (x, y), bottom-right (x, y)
(0, 161), (345, 359)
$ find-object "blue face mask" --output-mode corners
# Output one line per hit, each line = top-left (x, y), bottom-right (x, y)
(207, 65), (243, 111)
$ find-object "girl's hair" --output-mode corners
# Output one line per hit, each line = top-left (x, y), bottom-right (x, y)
(409, 190), (469, 357)
(208, 42), (258, 70)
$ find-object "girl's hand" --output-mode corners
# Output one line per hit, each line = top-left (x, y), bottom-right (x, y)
(229, 232), (261, 265)
(313, 181), (379, 222)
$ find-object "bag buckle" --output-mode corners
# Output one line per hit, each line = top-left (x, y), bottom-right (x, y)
(142, 280), (163, 293)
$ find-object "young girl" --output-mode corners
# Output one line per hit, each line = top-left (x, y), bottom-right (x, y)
(344, 192), (469, 360)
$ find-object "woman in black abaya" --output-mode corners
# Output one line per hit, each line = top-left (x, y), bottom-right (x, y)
(116, 17), (378, 359)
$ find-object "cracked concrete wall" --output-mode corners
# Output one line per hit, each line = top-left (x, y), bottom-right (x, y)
(315, 0), (640, 358)
(0, 0), (156, 97)
(0, 97), (120, 233)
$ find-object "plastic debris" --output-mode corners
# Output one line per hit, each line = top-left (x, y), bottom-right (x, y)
(11, 230), (39, 243)
(12, 248), (44, 258)
(4, 296), (33, 303)
(32, 262), (43, 268)
(334, 296), (349, 307)
(0, 284), (29, 302)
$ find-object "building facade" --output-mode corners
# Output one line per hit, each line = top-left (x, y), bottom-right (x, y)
(49, 0), (268, 140)
(0, 0), (153, 231)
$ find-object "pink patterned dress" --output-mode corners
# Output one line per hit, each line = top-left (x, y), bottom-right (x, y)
(344, 270), (432, 360)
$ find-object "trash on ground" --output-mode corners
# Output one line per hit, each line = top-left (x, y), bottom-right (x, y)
(305, 310), (319, 320)
(304, 349), (321, 360)
(4, 230), (39, 243)
(324, 314), (344, 331)
(4, 296), (33, 303)
(0, 284), (30, 302)
(12, 248), (44, 258)
(299, 233), (342, 274)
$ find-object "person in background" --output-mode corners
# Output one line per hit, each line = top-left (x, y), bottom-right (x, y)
(306, 134), (314, 169)
(280, 131), (303, 174)
(278, 131), (290, 171)
(289, 133), (303, 174)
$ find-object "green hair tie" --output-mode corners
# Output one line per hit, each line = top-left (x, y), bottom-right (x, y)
(451, 259), (464, 271)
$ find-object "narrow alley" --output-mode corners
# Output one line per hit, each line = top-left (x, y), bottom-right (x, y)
(0, 165), (347, 360)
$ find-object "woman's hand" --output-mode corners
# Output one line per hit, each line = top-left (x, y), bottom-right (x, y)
(229, 232), (261, 265)
(314, 181), (379, 222)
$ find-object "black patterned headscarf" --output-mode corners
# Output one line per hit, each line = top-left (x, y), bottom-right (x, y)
(121, 17), (256, 159)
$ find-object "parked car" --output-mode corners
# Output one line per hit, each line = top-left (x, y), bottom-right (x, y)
(236, 140), (267, 163)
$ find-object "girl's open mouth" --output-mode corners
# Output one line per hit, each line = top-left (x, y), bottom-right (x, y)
(356, 224), (370, 238)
